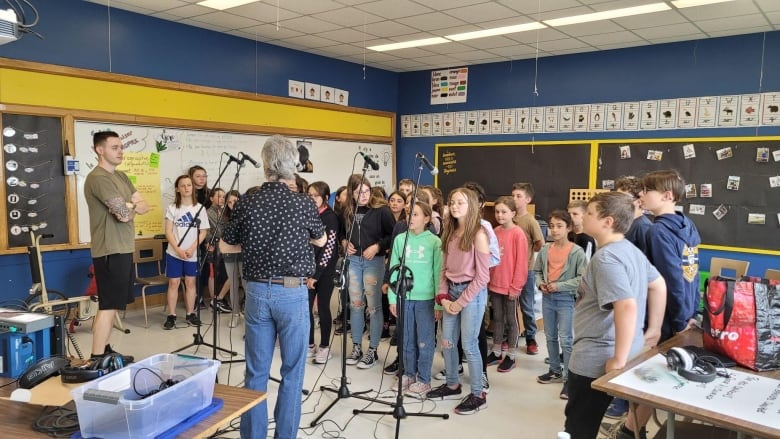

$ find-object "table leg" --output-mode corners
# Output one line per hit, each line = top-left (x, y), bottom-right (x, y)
(666, 411), (675, 439)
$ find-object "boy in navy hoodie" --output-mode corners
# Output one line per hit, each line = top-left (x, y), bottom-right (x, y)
(603, 169), (701, 439)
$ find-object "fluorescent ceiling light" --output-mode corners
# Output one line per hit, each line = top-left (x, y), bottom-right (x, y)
(671, 0), (735, 8)
(544, 3), (671, 27)
(368, 37), (450, 52)
(197, 0), (257, 10)
(446, 22), (546, 41)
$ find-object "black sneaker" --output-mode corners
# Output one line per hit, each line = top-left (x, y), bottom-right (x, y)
(482, 372), (490, 394)
(559, 380), (569, 400)
(213, 299), (232, 314)
(334, 322), (350, 335)
(426, 383), (463, 400)
(346, 344), (362, 365)
(196, 299), (208, 310)
(433, 364), (464, 381)
(381, 322), (391, 339)
(103, 344), (134, 364)
(454, 392), (487, 415)
(357, 347), (378, 369)
(163, 315), (176, 330)
(537, 370), (563, 384)
(497, 356), (516, 373)
(384, 357), (399, 375)
(485, 352), (502, 366)
(186, 313), (201, 326)
(389, 333), (398, 346)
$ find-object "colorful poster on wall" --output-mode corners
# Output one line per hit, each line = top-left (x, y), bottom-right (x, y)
(431, 67), (468, 105)
(697, 96), (718, 127)
(117, 152), (163, 237)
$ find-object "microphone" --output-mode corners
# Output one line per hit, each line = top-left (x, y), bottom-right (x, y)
(416, 153), (438, 175)
(240, 152), (261, 168)
(358, 152), (379, 170)
(224, 152), (241, 165)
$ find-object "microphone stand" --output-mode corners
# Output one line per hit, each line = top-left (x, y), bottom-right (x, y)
(173, 155), (238, 358)
(309, 157), (393, 427)
(356, 157), (448, 438)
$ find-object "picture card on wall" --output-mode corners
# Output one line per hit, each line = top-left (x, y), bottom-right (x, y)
(700, 183), (712, 197)
(748, 213), (766, 225)
(421, 114), (432, 136)
(677, 98), (696, 129)
(696, 96), (717, 127)
(756, 147), (770, 163)
(401, 115), (411, 138)
(762, 93), (780, 125)
(739, 94), (761, 126)
(545, 106), (560, 132)
(335, 89), (348, 106)
(619, 145), (631, 159)
(503, 109), (516, 134)
(516, 108), (530, 133)
(589, 104), (605, 131)
(305, 83), (321, 100)
(713, 204), (728, 220)
(559, 105), (574, 132)
(685, 184), (697, 198)
(689, 204), (705, 215)
(769, 176), (780, 188)
(605, 103), (623, 131)
(478, 110), (490, 134)
(573, 105), (589, 132)
(726, 175), (741, 191)
(658, 99), (678, 129)
(647, 150), (663, 161)
(622, 102), (639, 131)
(716, 146), (733, 160)
(491, 110), (503, 134)
(321, 86), (335, 103)
(640, 100), (658, 130)
(602, 179), (615, 189)
(455, 112), (466, 135)
(432, 113), (443, 136)
(683, 143), (696, 159)
(288, 80), (304, 98)
(466, 111), (478, 134)
(774, 149), (780, 162)
(411, 114), (421, 137)
(443, 112), (455, 136)
(717, 95), (738, 127)
(531, 107), (545, 133)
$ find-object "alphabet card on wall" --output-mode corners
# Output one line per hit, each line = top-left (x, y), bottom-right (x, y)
(606, 103), (623, 131)
(761, 92), (780, 125)
(573, 105), (589, 132)
(658, 99), (678, 129)
(740, 94), (761, 126)
(697, 96), (718, 127)
(516, 108), (530, 133)
(455, 112), (466, 135)
(589, 103), (605, 131)
(531, 107), (545, 133)
(677, 98), (697, 128)
(545, 106), (559, 132)
(443, 112), (455, 136)
(622, 102), (640, 131)
(502, 109), (516, 134)
(559, 105), (574, 132)
(490, 109), (503, 134)
(640, 100), (658, 130)
(718, 95), (739, 127)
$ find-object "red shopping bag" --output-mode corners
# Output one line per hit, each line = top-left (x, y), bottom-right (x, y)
(702, 276), (780, 371)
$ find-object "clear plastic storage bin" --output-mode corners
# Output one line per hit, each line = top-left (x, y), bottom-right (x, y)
(71, 353), (220, 439)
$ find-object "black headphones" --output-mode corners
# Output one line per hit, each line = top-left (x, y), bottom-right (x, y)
(18, 356), (71, 389)
(61, 353), (125, 384)
(666, 347), (717, 383)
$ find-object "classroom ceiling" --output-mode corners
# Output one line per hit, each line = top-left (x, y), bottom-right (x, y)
(84, 0), (780, 72)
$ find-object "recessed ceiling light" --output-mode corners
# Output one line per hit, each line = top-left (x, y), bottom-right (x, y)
(671, 0), (735, 8)
(368, 37), (450, 52)
(446, 22), (547, 41)
(544, 3), (671, 27)
(197, 0), (257, 10)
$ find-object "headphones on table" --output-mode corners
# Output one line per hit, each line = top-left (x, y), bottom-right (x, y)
(61, 353), (125, 384)
(665, 347), (718, 383)
(18, 356), (71, 389)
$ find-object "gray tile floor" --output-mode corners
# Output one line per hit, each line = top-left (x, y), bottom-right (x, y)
(69, 295), (605, 438)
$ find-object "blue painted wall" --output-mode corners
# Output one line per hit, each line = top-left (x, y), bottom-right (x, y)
(395, 32), (780, 278)
(0, 0), (777, 303)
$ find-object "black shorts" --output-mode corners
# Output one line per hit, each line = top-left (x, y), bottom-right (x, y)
(93, 253), (134, 311)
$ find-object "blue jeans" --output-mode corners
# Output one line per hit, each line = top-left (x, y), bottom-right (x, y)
(442, 282), (487, 396)
(520, 269), (537, 340)
(240, 281), (309, 439)
(347, 255), (385, 349)
(542, 292), (575, 379)
(401, 299), (435, 384)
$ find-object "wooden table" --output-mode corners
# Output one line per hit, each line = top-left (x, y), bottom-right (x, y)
(0, 383), (265, 438)
(593, 328), (780, 439)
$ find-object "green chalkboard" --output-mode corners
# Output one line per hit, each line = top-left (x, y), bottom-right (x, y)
(596, 137), (780, 253)
(435, 142), (591, 218)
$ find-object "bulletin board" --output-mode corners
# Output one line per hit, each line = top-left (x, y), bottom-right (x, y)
(596, 137), (780, 254)
(435, 141), (592, 218)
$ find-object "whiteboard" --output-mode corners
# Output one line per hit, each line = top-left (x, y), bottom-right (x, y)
(74, 120), (393, 243)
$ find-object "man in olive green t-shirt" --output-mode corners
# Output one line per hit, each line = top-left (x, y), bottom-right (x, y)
(512, 183), (544, 354)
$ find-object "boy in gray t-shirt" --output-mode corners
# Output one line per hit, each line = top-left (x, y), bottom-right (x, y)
(564, 192), (666, 439)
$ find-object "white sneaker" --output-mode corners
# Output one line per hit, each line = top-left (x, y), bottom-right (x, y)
(229, 313), (240, 328)
(314, 346), (331, 364)
(346, 344), (362, 365)
(307, 345), (316, 358)
(397, 374), (415, 392)
(405, 381), (431, 399)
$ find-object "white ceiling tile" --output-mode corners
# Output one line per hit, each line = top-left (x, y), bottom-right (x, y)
(227, 3), (300, 22)
(128, 0), (189, 10)
(92, 0), (156, 14)
(578, 31), (644, 46)
(412, 0), (491, 10)
(536, 6), (596, 22)
(546, 47), (595, 56)
(435, 42), (486, 54)
(595, 40), (650, 51)
(537, 38), (593, 51)
(755, 0), (780, 13)
(444, 2), (521, 23)
(767, 12), (780, 26)
(243, 23), (304, 40)
(647, 34), (708, 45)
(706, 25), (775, 37)
(316, 7), (385, 27)
(361, 20), (419, 38)
(312, 44), (366, 56)
(429, 24), (482, 37)
(377, 46), (438, 58)
(225, 29), (272, 41)
(676, 0), (760, 21)
(332, 0), (379, 5)
(554, 20), (626, 37)
(315, 28), (371, 43)
(611, 10), (688, 29)
(355, 0), (434, 20)
(454, 50), (505, 61)
(192, 11), (259, 30)
(633, 22), (702, 39)
(267, 0), (344, 15)
(280, 34), (340, 49)
(411, 54), (467, 66)
(159, 4), (214, 19)
(487, 44), (541, 57)
(497, 0), (582, 15)
(697, 14), (770, 33)
(377, 58), (428, 69)
(343, 52), (400, 63)
(396, 12), (469, 31)
(459, 35), (522, 50)
(277, 15), (342, 33)
(505, 27), (571, 43)
(178, 18), (232, 32)
(151, 11), (184, 21)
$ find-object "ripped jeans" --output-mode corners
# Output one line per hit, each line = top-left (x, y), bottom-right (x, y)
(400, 298), (435, 384)
(347, 255), (385, 349)
(441, 282), (487, 396)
